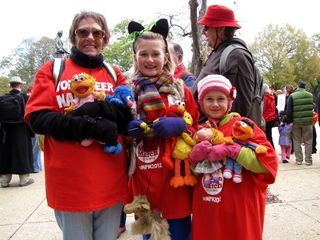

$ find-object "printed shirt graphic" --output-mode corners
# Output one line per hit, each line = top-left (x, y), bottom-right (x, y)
(25, 58), (129, 212)
(191, 115), (278, 240)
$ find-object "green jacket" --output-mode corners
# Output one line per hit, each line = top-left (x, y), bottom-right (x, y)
(291, 88), (313, 125)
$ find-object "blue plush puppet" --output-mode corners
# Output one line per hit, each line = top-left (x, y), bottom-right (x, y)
(104, 85), (135, 155)
(106, 85), (134, 109)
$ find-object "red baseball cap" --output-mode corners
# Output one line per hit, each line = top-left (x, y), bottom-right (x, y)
(198, 5), (241, 29)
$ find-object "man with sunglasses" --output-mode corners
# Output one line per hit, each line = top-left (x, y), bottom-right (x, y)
(25, 11), (132, 240)
(192, 5), (255, 124)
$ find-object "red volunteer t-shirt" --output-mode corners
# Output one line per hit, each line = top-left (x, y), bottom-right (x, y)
(25, 58), (129, 211)
(191, 115), (278, 240)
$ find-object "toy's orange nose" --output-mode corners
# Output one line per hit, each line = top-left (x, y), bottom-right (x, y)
(234, 121), (241, 127)
(177, 104), (185, 113)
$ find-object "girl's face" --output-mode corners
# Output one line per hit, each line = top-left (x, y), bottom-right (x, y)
(134, 39), (168, 77)
(202, 90), (229, 120)
(75, 17), (105, 57)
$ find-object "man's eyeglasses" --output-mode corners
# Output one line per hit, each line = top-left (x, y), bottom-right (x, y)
(75, 28), (105, 39)
(203, 26), (209, 32)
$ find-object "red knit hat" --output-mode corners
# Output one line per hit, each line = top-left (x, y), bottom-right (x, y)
(198, 5), (241, 29)
(197, 74), (237, 113)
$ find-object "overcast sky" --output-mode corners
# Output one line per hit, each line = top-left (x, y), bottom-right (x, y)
(1, 0), (319, 64)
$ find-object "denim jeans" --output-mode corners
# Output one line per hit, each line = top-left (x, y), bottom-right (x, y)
(143, 215), (191, 240)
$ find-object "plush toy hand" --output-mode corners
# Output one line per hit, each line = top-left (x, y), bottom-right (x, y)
(207, 143), (242, 162)
(127, 120), (147, 138)
(153, 117), (186, 138)
(189, 140), (212, 165)
(71, 101), (116, 120)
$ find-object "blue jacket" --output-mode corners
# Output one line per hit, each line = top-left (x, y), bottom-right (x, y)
(278, 123), (293, 146)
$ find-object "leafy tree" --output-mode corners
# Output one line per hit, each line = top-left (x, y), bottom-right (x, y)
(250, 24), (320, 93)
(0, 37), (55, 86)
(0, 77), (10, 95)
(312, 33), (320, 52)
(102, 19), (137, 72)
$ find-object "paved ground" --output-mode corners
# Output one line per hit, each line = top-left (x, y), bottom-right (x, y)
(1, 128), (320, 240)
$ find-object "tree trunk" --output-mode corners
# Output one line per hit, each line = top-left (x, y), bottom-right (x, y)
(189, 0), (207, 77)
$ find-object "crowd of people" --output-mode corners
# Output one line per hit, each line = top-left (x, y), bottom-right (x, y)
(0, 4), (318, 240)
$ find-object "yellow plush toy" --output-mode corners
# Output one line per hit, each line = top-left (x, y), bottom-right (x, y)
(64, 73), (105, 147)
(170, 109), (197, 188)
(64, 72), (105, 114)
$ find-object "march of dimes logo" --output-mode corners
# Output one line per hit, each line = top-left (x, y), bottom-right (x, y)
(136, 141), (161, 170)
(202, 169), (223, 197)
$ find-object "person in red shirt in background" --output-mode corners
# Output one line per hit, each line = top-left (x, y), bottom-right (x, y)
(169, 42), (196, 89)
(312, 105), (318, 154)
(189, 74), (278, 240)
(263, 84), (277, 148)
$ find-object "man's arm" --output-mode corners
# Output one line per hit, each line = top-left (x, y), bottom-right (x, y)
(286, 95), (293, 123)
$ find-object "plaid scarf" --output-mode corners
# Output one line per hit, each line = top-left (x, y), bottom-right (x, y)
(133, 71), (174, 122)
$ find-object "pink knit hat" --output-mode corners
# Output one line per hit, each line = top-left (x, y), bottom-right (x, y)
(197, 74), (236, 113)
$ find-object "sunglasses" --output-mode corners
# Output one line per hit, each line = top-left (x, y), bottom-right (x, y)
(203, 26), (209, 31)
(75, 28), (105, 39)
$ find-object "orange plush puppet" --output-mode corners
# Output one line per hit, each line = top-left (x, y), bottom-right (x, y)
(223, 118), (267, 183)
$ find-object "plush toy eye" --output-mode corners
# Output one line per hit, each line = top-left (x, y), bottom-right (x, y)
(72, 75), (79, 81)
(175, 100), (185, 107)
(78, 74), (86, 81)
(127, 96), (133, 101)
(241, 121), (247, 128)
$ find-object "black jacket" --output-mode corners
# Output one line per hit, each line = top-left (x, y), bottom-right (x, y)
(192, 38), (255, 123)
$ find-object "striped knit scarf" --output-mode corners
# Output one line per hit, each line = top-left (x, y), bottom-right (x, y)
(133, 71), (174, 122)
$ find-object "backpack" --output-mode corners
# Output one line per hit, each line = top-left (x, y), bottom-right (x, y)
(0, 93), (26, 123)
(52, 58), (117, 87)
(219, 44), (265, 130)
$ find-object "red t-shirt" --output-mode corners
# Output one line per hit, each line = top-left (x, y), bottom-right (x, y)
(128, 85), (199, 219)
(263, 93), (276, 122)
(191, 115), (278, 240)
(25, 58), (129, 212)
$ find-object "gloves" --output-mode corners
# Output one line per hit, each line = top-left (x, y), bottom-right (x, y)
(71, 100), (116, 120)
(126, 120), (146, 138)
(207, 143), (242, 162)
(71, 101), (133, 134)
(113, 107), (133, 133)
(85, 116), (118, 146)
(153, 117), (186, 138)
(189, 140), (212, 165)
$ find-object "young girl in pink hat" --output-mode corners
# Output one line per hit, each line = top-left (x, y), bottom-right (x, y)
(189, 74), (278, 240)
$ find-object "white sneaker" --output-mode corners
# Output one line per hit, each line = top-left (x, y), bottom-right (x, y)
(223, 169), (232, 179)
(233, 173), (242, 183)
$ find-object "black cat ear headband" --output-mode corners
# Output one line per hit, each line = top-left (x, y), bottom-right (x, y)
(127, 18), (169, 51)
